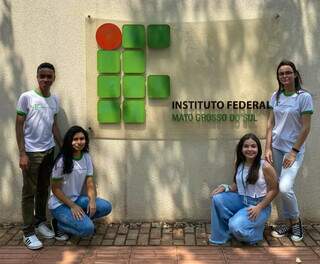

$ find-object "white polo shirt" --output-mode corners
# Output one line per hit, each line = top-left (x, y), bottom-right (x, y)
(16, 90), (59, 152)
(48, 153), (94, 210)
(270, 90), (313, 153)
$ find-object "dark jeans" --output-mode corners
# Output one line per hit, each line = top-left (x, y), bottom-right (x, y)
(21, 148), (54, 235)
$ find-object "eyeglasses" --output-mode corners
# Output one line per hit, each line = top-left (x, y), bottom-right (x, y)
(278, 71), (294, 77)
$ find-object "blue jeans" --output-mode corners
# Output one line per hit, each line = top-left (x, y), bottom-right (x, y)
(210, 192), (271, 244)
(51, 196), (112, 237)
(272, 148), (304, 219)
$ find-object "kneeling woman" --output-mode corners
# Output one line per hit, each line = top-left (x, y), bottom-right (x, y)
(48, 126), (112, 239)
(210, 133), (278, 244)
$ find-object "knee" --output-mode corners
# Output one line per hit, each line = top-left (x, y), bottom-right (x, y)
(79, 221), (95, 237)
(97, 199), (112, 216)
(279, 181), (293, 195)
(211, 193), (224, 207)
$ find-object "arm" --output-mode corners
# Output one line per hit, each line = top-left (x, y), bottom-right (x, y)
(51, 180), (86, 220)
(283, 114), (311, 168)
(52, 115), (63, 148)
(86, 176), (97, 217)
(265, 110), (275, 163)
(15, 115), (29, 170)
(247, 162), (278, 220)
(210, 182), (237, 196)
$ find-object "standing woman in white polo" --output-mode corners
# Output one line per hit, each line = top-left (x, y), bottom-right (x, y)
(265, 60), (313, 241)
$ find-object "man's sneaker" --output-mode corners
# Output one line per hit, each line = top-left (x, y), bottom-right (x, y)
(51, 218), (69, 241)
(271, 224), (290, 238)
(291, 219), (303, 242)
(23, 234), (43, 250)
(35, 222), (55, 239)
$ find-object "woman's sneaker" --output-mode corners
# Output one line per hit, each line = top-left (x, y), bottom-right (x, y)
(291, 219), (303, 242)
(51, 218), (69, 241)
(23, 234), (43, 250)
(35, 222), (55, 239)
(271, 224), (290, 238)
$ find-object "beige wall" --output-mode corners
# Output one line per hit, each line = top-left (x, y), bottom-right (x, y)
(1, 0), (320, 223)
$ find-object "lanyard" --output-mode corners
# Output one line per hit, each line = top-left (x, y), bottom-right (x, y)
(240, 164), (248, 206)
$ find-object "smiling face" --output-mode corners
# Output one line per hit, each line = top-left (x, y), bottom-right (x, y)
(72, 132), (86, 154)
(277, 65), (295, 89)
(242, 138), (258, 162)
(37, 68), (55, 96)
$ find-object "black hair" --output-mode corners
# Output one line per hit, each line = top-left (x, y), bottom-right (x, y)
(275, 60), (303, 104)
(54, 126), (89, 174)
(37, 62), (55, 73)
(233, 133), (262, 185)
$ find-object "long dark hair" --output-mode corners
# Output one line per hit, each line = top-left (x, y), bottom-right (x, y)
(54, 126), (89, 174)
(275, 60), (304, 104)
(233, 133), (262, 185)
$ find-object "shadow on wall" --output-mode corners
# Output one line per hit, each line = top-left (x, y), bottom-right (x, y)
(92, 0), (320, 221)
(0, 0), (71, 222)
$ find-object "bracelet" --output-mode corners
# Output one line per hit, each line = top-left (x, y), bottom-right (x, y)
(292, 147), (300, 153)
(219, 184), (230, 192)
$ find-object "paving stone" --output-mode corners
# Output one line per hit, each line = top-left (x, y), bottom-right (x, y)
(278, 236), (293, 246)
(114, 235), (126, 246)
(184, 226), (195, 234)
(105, 231), (117, 239)
(185, 234), (196, 246)
(173, 240), (185, 246)
(118, 224), (129, 234)
(149, 239), (161, 246)
(162, 227), (172, 234)
(302, 233), (318, 246)
(150, 228), (161, 239)
(151, 222), (162, 228)
(306, 228), (320, 241)
(101, 239), (114, 246)
(196, 238), (208, 246)
(141, 223), (151, 229)
(125, 239), (137, 246)
(95, 225), (107, 234)
(90, 235), (104, 246)
(127, 230), (139, 240)
(137, 234), (149, 246)
(265, 234), (282, 246)
(205, 223), (211, 233)
(173, 228), (184, 240)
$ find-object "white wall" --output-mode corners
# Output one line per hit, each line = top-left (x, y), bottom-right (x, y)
(1, 0), (319, 222)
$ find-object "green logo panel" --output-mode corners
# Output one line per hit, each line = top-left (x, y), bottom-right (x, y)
(147, 75), (170, 99)
(123, 50), (146, 73)
(147, 24), (171, 49)
(97, 99), (121, 123)
(97, 75), (121, 98)
(97, 50), (121, 73)
(123, 100), (145, 123)
(122, 24), (146, 49)
(123, 75), (145, 99)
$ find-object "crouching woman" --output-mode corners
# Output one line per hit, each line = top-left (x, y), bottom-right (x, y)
(48, 126), (112, 239)
(209, 133), (278, 245)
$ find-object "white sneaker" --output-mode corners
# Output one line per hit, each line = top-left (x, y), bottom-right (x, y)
(51, 218), (69, 241)
(23, 234), (43, 250)
(35, 222), (55, 239)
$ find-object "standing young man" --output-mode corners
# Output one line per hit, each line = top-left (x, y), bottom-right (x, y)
(15, 62), (63, 250)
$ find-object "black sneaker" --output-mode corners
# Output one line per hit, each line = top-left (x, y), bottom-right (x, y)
(51, 218), (69, 241)
(291, 219), (303, 242)
(271, 224), (290, 238)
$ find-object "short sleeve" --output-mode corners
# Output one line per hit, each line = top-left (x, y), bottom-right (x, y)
(300, 93), (313, 115)
(85, 154), (93, 176)
(16, 94), (29, 116)
(269, 92), (277, 109)
(53, 95), (60, 115)
(51, 157), (64, 180)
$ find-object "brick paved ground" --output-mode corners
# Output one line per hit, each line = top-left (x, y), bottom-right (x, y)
(1, 222), (320, 263)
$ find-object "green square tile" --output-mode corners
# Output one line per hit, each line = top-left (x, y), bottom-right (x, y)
(97, 75), (121, 98)
(147, 24), (170, 48)
(123, 50), (145, 73)
(97, 99), (121, 123)
(122, 24), (145, 49)
(97, 50), (120, 73)
(123, 75), (145, 98)
(147, 75), (170, 99)
(123, 100), (145, 123)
